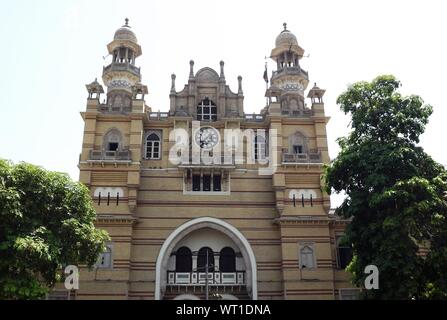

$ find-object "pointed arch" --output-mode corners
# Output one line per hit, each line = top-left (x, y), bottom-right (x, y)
(288, 131), (308, 154)
(103, 128), (123, 151)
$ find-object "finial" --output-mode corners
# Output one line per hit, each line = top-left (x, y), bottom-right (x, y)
(189, 60), (195, 78)
(238, 76), (243, 94)
(124, 18), (129, 27)
(283, 22), (288, 31)
(220, 61), (225, 79)
(171, 74), (176, 93)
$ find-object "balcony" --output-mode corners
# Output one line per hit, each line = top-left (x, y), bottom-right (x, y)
(281, 109), (314, 118)
(98, 104), (131, 113)
(167, 271), (245, 286)
(272, 66), (309, 80)
(282, 150), (322, 164)
(103, 63), (141, 77)
(178, 153), (236, 168)
(89, 150), (131, 162)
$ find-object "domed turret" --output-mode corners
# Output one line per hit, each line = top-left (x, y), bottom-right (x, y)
(114, 19), (138, 43)
(102, 19), (145, 113)
(266, 23), (310, 117)
(270, 23), (305, 61)
(275, 24), (298, 47)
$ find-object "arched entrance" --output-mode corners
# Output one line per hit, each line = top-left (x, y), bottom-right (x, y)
(155, 217), (257, 300)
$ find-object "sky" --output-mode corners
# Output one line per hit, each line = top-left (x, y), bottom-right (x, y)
(0, 0), (446, 207)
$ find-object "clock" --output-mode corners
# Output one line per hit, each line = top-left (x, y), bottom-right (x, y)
(195, 127), (220, 149)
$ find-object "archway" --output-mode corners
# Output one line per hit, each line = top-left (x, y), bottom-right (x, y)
(155, 217), (257, 300)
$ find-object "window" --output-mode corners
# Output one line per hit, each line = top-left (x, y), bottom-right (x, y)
(254, 135), (267, 160)
(197, 97), (217, 121)
(337, 236), (353, 269)
(103, 129), (122, 151)
(197, 247), (214, 272)
(213, 175), (222, 192)
(289, 132), (308, 155)
(189, 173), (223, 192)
(186, 170), (227, 193)
(293, 145), (303, 154)
(203, 175), (211, 191)
(146, 132), (161, 159)
(299, 245), (315, 269)
(219, 247), (236, 272)
(176, 247), (192, 272)
(96, 244), (113, 269)
(192, 175), (201, 191)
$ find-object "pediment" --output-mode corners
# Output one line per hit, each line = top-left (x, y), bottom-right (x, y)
(195, 67), (220, 83)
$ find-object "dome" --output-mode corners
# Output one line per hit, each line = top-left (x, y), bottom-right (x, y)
(275, 23), (298, 47)
(113, 19), (138, 43)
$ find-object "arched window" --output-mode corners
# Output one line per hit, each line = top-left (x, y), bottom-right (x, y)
(96, 243), (113, 269)
(145, 131), (161, 159)
(300, 245), (315, 269)
(336, 236), (353, 270)
(175, 247), (192, 272)
(197, 97), (217, 121)
(219, 247), (236, 272)
(197, 247), (214, 272)
(289, 131), (308, 155)
(254, 135), (267, 161)
(103, 129), (122, 152)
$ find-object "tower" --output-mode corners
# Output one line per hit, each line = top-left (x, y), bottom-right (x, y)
(102, 18), (146, 113)
(266, 23), (310, 117)
(78, 19), (148, 297)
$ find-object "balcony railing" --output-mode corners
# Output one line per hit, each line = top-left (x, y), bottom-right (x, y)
(98, 104), (131, 113)
(282, 151), (322, 163)
(103, 63), (141, 77)
(281, 109), (313, 117)
(167, 271), (245, 286)
(177, 153), (236, 167)
(89, 150), (131, 161)
(272, 66), (309, 79)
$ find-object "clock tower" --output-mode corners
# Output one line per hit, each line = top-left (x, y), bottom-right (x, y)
(72, 21), (356, 301)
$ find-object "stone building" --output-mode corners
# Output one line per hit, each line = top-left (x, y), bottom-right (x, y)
(74, 20), (357, 300)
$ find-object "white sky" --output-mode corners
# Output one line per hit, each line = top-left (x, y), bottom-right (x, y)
(0, 0), (446, 207)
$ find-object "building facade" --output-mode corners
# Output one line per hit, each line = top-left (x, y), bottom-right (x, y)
(75, 20), (356, 300)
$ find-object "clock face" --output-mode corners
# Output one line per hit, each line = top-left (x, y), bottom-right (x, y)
(195, 127), (220, 149)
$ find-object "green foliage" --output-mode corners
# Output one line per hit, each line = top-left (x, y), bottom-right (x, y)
(325, 75), (447, 299)
(0, 160), (109, 299)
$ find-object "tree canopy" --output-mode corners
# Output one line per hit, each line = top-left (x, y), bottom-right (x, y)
(0, 159), (109, 299)
(325, 75), (447, 299)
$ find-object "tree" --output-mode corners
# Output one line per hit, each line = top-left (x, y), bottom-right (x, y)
(325, 75), (447, 299)
(0, 160), (109, 299)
